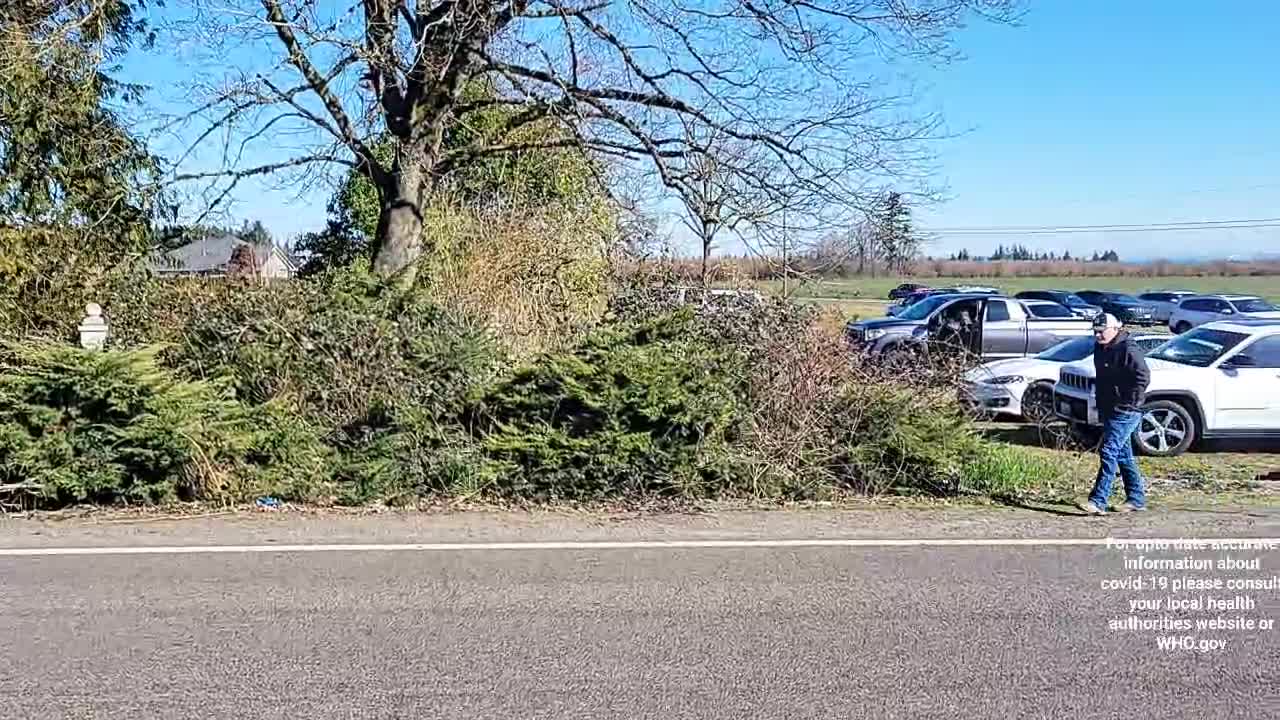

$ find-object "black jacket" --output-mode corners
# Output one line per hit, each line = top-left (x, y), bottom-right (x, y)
(1094, 331), (1151, 418)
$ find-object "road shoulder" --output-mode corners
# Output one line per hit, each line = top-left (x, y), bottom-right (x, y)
(1, 505), (1277, 549)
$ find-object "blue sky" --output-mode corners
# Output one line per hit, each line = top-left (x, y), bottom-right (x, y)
(913, 0), (1280, 259)
(123, 1), (1280, 260)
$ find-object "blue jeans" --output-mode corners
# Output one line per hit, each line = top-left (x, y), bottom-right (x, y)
(1089, 410), (1146, 509)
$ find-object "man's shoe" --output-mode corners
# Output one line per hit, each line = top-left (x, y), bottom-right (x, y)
(1077, 500), (1106, 516)
(1113, 501), (1147, 513)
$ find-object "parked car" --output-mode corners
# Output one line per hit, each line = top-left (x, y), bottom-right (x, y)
(885, 286), (977, 315)
(1074, 290), (1157, 326)
(1136, 290), (1198, 323)
(963, 333), (1168, 421)
(887, 288), (948, 316)
(888, 282), (930, 300)
(1053, 320), (1280, 456)
(847, 294), (1092, 361)
(1013, 290), (1103, 320)
(1021, 299), (1081, 319)
(1167, 294), (1280, 333)
(886, 285), (1001, 316)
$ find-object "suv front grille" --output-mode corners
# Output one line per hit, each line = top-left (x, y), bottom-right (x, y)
(1060, 371), (1095, 391)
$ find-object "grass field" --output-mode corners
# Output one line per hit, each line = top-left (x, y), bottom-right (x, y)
(747, 275), (1280, 320)
(975, 423), (1278, 510)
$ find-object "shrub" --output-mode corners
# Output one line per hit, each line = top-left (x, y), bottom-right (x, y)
(230, 401), (340, 503)
(736, 313), (996, 498)
(0, 343), (342, 509)
(331, 405), (495, 506)
(469, 310), (748, 500)
(0, 343), (249, 506)
(172, 263), (502, 432)
(832, 382), (984, 495)
(736, 318), (852, 498)
(146, 265), (507, 505)
(422, 198), (612, 353)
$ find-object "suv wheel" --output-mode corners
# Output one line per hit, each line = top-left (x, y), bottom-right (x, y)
(1173, 321), (1192, 334)
(1133, 400), (1197, 457)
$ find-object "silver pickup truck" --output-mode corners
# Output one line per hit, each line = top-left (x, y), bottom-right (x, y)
(847, 294), (1094, 360)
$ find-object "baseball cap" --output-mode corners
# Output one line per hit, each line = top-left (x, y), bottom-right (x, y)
(1092, 313), (1122, 330)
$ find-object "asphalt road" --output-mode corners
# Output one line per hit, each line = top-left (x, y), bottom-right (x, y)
(1, 510), (1276, 719)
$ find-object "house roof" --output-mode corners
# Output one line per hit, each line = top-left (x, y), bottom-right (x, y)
(152, 235), (295, 274)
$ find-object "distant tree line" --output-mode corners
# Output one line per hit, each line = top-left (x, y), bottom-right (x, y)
(947, 246), (1119, 262)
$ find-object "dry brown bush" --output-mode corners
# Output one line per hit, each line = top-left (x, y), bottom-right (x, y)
(738, 314), (986, 497)
(423, 198), (613, 354)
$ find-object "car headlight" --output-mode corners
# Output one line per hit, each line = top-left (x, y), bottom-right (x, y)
(981, 375), (1025, 385)
(864, 328), (886, 341)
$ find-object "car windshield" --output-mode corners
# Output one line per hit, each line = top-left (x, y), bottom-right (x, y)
(1146, 328), (1249, 367)
(1063, 294), (1090, 306)
(1231, 298), (1275, 313)
(1035, 336), (1095, 362)
(1027, 303), (1073, 318)
(897, 295), (956, 320)
(1107, 293), (1141, 304)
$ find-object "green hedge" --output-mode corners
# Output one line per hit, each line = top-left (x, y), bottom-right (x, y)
(2, 269), (1061, 508)
(470, 311), (748, 500)
(0, 343), (325, 506)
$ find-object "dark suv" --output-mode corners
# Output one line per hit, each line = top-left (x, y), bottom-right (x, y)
(888, 282), (930, 300)
(1013, 290), (1103, 320)
(1075, 290), (1157, 326)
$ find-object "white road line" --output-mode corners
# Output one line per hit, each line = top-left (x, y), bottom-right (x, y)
(0, 537), (1277, 556)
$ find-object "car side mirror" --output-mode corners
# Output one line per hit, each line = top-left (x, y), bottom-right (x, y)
(1221, 307), (1235, 314)
(1223, 354), (1255, 368)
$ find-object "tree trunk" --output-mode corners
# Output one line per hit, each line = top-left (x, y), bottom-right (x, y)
(371, 158), (427, 284)
(700, 229), (712, 289)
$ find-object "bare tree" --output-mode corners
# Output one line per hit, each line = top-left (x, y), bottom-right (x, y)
(162, 0), (1017, 283)
(670, 121), (779, 288)
(853, 221), (879, 277)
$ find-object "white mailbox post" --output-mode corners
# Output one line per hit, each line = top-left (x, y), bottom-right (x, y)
(78, 303), (109, 350)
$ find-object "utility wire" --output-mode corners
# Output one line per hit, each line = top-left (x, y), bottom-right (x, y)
(922, 217), (1280, 236)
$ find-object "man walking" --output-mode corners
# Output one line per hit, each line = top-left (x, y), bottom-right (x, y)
(1079, 313), (1151, 515)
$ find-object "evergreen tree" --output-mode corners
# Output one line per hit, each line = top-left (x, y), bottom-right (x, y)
(1, 0), (165, 330)
(873, 191), (917, 274)
(237, 220), (273, 247)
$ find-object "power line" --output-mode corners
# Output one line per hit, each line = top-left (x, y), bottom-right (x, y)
(928, 223), (1280, 236)
(924, 216), (1280, 231)
(921, 216), (1280, 236)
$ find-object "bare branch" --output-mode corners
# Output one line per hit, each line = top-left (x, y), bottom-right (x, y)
(159, 0), (1017, 276)
(261, 0), (386, 184)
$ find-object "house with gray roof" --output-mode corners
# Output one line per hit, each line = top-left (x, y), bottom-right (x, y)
(151, 235), (297, 279)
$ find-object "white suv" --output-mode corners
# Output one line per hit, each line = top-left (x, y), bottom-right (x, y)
(1168, 294), (1280, 333)
(1053, 320), (1280, 456)
(1137, 291), (1197, 323)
